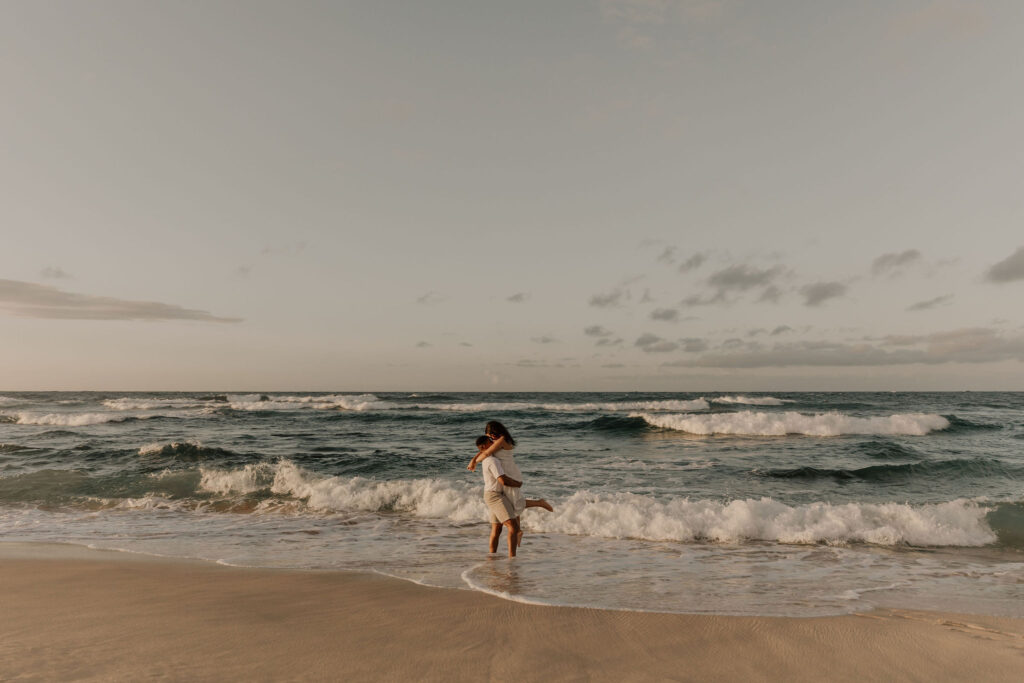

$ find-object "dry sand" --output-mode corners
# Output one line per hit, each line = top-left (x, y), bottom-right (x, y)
(1, 543), (1021, 682)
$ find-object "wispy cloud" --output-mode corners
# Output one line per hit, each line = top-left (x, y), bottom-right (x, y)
(665, 328), (1024, 368)
(415, 291), (445, 305)
(589, 288), (628, 308)
(678, 252), (707, 273)
(416, 341), (431, 348)
(635, 332), (679, 353)
(650, 307), (679, 322)
(531, 335), (558, 344)
(584, 325), (614, 338)
(800, 281), (847, 307)
(40, 267), (71, 280)
(770, 325), (793, 336)
(907, 294), (953, 311)
(0, 279), (241, 323)
(682, 263), (786, 307)
(872, 249), (922, 276)
(985, 245), (1024, 283)
(506, 292), (530, 303)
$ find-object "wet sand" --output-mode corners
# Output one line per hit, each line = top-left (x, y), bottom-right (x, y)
(1, 543), (1021, 682)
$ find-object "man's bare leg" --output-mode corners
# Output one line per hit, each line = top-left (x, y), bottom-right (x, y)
(489, 523), (503, 553)
(503, 518), (519, 557)
(526, 499), (553, 512)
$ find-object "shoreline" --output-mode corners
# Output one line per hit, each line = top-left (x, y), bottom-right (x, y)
(2, 542), (1022, 681)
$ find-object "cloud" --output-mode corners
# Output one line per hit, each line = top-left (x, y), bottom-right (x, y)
(415, 291), (445, 305)
(800, 281), (847, 306)
(907, 294), (953, 311)
(985, 246), (1024, 283)
(758, 285), (783, 303)
(770, 325), (793, 336)
(679, 337), (708, 352)
(459, 342), (473, 347)
(707, 264), (784, 292)
(872, 249), (921, 276)
(640, 288), (655, 303)
(506, 292), (530, 303)
(635, 333), (679, 353)
(0, 279), (241, 323)
(584, 325), (614, 338)
(531, 335), (558, 344)
(234, 266), (251, 278)
(589, 288), (629, 308)
(601, 363), (626, 368)
(596, 337), (624, 347)
(40, 267), (71, 280)
(650, 307), (679, 322)
(656, 247), (676, 264)
(665, 328), (1024, 368)
(415, 341), (431, 348)
(678, 252), (707, 273)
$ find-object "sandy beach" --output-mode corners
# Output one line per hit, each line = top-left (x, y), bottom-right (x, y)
(0, 543), (1021, 682)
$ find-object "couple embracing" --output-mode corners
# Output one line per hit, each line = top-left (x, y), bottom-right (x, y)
(466, 421), (552, 558)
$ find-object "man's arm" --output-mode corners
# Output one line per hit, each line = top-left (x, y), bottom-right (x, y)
(469, 436), (505, 467)
(497, 475), (521, 488)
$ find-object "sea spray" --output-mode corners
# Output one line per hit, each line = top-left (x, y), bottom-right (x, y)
(634, 410), (950, 436)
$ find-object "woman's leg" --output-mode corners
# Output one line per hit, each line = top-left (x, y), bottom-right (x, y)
(525, 499), (553, 512)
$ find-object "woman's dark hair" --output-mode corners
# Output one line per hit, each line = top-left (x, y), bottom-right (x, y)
(484, 420), (515, 447)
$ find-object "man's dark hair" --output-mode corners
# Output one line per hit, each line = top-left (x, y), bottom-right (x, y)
(475, 435), (492, 448)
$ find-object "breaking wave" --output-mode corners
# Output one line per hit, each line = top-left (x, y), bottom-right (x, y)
(760, 458), (1020, 482)
(711, 396), (792, 406)
(4, 412), (171, 426)
(412, 398), (711, 413)
(633, 411), (950, 436)
(189, 461), (1001, 547)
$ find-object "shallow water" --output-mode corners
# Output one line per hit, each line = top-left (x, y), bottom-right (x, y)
(1, 391), (1022, 616)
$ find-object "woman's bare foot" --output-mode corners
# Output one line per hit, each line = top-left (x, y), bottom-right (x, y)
(526, 498), (553, 512)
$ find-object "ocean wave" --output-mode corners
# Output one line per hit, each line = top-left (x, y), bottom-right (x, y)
(5, 412), (162, 426)
(760, 458), (1019, 482)
(193, 461), (999, 547)
(0, 396), (20, 404)
(632, 411), (950, 436)
(710, 396), (792, 406)
(225, 393), (389, 412)
(139, 441), (246, 462)
(103, 398), (205, 410)
(411, 398), (711, 413)
(531, 493), (996, 546)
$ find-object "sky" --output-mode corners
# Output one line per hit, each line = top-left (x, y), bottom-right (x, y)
(1, 0), (1023, 391)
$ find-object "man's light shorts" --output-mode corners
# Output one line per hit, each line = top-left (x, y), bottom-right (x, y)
(484, 491), (515, 524)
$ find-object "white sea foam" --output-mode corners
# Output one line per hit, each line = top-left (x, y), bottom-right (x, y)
(103, 398), (204, 410)
(413, 398), (711, 413)
(226, 394), (389, 412)
(0, 396), (19, 404)
(9, 411), (139, 426)
(529, 493), (995, 546)
(711, 395), (791, 406)
(633, 410), (950, 436)
(199, 463), (275, 495)
(194, 461), (994, 547)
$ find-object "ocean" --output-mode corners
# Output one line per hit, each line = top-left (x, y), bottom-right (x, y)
(1, 391), (1022, 617)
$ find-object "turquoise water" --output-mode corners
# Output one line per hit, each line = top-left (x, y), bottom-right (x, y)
(1, 391), (1022, 616)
